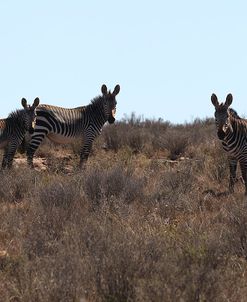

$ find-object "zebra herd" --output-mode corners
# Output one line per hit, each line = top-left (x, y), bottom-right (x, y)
(1, 86), (247, 195)
(0, 84), (119, 169)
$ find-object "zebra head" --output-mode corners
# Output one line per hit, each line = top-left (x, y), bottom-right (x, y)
(211, 93), (233, 140)
(21, 97), (40, 134)
(101, 84), (120, 124)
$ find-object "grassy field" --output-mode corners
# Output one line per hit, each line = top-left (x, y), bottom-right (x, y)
(0, 115), (247, 301)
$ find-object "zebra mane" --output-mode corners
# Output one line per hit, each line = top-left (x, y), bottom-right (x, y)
(6, 109), (27, 127)
(229, 108), (241, 119)
(8, 108), (25, 118)
(87, 95), (105, 110)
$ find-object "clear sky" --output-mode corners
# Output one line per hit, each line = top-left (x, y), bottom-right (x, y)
(0, 0), (247, 123)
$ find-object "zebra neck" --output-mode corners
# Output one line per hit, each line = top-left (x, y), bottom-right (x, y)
(223, 118), (238, 144)
(6, 115), (27, 134)
(86, 103), (107, 125)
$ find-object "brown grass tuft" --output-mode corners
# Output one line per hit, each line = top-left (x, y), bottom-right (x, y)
(0, 116), (247, 301)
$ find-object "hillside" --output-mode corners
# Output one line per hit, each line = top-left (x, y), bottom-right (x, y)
(0, 115), (247, 301)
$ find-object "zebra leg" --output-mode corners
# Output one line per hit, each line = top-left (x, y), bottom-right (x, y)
(239, 160), (247, 195)
(6, 150), (17, 168)
(1, 147), (8, 169)
(229, 157), (238, 193)
(79, 134), (96, 168)
(27, 147), (35, 168)
(2, 140), (20, 168)
(26, 134), (46, 168)
(79, 142), (92, 167)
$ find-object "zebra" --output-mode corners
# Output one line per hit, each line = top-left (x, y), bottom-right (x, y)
(211, 93), (247, 195)
(0, 97), (40, 168)
(25, 84), (120, 168)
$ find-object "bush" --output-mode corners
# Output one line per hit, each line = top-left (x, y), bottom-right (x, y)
(83, 165), (145, 207)
(102, 114), (170, 155)
(162, 129), (189, 160)
(2, 117), (247, 301)
(0, 168), (36, 203)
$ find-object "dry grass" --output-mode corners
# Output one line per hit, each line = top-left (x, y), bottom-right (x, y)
(0, 115), (247, 301)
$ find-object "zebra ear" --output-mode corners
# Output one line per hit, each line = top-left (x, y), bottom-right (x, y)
(225, 94), (233, 107)
(112, 84), (120, 96)
(101, 84), (108, 95)
(21, 98), (28, 109)
(211, 94), (219, 108)
(32, 97), (40, 108)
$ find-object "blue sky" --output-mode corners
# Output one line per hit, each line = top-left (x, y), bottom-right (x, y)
(0, 0), (247, 123)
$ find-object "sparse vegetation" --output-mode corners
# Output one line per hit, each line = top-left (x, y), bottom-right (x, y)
(0, 115), (247, 301)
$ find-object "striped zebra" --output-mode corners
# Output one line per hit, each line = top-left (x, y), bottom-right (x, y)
(26, 84), (120, 168)
(211, 93), (247, 195)
(1, 98), (39, 168)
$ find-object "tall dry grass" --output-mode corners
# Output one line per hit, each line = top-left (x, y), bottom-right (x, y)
(0, 115), (247, 301)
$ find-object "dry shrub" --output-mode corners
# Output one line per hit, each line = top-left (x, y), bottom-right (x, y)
(186, 118), (215, 145)
(23, 177), (82, 259)
(103, 114), (170, 155)
(161, 129), (189, 160)
(103, 123), (147, 154)
(78, 213), (139, 301)
(135, 220), (240, 302)
(83, 165), (145, 207)
(0, 168), (36, 203)
(125, 128), (146, 153)
(102, 116), (215, 160)
(2, 251), (81, 302)
(222, 198), (247, 259)
(146, 162), (197, 221)
(103, 124), (122, 152)
(38, 178), (80, 210)
(2, 116), (247, 302)
(204, 142), (229, 184)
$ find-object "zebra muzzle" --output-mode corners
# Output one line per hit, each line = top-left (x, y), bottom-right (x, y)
(29, 127), (35, 134)
(108, 116), (115, 124)
(112, 109), (116, 118)
(217, 129), (225, 140)
(108, 109), (116, 124)
(29, 121), (36, 134)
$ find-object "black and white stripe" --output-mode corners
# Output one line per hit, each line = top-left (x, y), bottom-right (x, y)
(211, 93), (247, 195)
(1, 98), (39, 168)
(26, 84), (120, 167)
